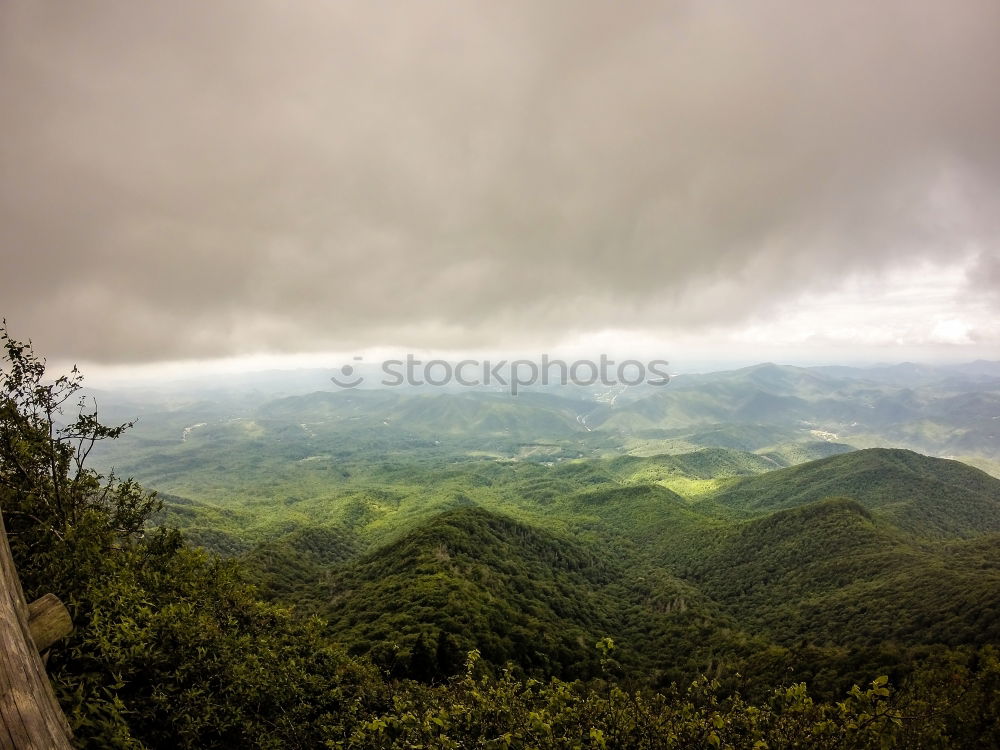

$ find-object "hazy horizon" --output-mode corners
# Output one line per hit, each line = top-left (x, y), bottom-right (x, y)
(72, 352), (1000, 393)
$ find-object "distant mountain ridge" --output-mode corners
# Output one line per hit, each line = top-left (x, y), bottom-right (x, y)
(708, 448), (1000, 537)
(93, 359), (1000, 486)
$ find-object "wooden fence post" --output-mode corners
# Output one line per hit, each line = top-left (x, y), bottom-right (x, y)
(0, 509), (73, 749)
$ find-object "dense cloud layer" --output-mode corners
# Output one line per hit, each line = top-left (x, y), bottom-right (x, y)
(2, 1), (999, 362)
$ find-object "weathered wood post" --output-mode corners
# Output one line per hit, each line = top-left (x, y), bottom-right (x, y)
(0, 508), (73, 749)
(26, 595), (73, 656)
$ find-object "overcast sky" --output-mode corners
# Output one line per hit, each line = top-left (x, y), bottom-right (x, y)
(2, 1), (998, 375)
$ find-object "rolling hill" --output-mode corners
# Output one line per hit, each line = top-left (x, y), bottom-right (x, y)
(708, 448), (1000, 537)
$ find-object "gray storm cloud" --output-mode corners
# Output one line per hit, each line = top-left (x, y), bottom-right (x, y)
(1, 0), (999, 362)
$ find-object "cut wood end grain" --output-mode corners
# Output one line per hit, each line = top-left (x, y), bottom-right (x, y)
(26, 595), (72, 654)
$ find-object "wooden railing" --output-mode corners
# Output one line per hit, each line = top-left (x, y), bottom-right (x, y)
(0, 509), (73, 749)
